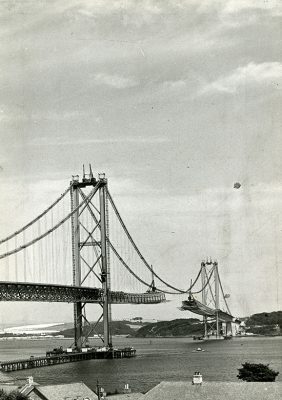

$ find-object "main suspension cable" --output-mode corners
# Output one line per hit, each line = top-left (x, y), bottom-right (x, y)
(217, 272), (232, 315)
(191, 269), (214, 294)
(108, 238), (184, 295)
(0, 182), (101, 260)
(77, 189), (169, 293)
(107, 189), (201, 294)
(79, 186), (203, 295)
(0, 186), (71, 245)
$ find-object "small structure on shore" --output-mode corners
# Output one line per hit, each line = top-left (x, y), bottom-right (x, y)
(192, 372), (203, 385)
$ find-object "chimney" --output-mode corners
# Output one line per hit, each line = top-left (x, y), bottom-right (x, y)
(192, 372), (203, 385)
(123, 383), (131, 394)
(27, 376), (34, 386)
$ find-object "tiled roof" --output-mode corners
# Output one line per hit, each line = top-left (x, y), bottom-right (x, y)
(34, 382), (98, 400)
(142, 381), (282, 400)
(20, 382), (40, 395)
(107, 393), (144, 399)
(0, 385), (19, 393)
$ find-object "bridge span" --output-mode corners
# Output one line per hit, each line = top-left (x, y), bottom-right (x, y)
(0, 169), (233, 350)
(0, 281), (165, 304)
(180, 297), (233, 322)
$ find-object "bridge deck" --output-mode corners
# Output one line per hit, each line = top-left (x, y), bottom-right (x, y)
(0, 282), (165, 304)
(180, 298), (233, 321)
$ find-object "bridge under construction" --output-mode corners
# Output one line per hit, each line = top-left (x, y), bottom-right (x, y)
(180, 260), (235, 338)
(0, 167), (235, 370)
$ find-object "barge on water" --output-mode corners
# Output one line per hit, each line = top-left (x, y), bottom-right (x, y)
(0, 347), (136, 373)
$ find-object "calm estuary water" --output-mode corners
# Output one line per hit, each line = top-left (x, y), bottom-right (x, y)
(0, 336), (281, 393)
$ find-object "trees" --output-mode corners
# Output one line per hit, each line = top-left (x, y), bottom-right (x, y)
(237, 362), (279, 382)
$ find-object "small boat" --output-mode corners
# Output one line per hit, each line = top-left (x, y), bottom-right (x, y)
(192, 347), (206, 353)
(193, 335), (204, 340)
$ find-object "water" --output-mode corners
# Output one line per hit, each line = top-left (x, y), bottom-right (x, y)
(0, 336), (281, 393)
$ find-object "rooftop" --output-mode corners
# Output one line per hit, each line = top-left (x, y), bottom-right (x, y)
(33, 382), (98, 400)
(0, 384), (19, 393)
(142, 381), (282, 400)
(107, 394), (144, 399)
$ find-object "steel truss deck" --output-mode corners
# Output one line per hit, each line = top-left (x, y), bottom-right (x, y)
(0, 281), (165, 304)
(180, 298), (233, 321)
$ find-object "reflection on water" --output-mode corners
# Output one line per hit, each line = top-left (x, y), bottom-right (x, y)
(0, 336), (281, 393)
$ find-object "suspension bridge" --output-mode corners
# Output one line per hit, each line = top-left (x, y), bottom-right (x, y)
(0, 167), (234, 363)
(180, 260), (235, 338)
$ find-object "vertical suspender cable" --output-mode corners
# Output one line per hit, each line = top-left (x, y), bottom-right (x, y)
(23, 231), (26, 282)
(14, 236), (17, 281)
(51, 209), (54, 283)
(6, 241), (9, 281)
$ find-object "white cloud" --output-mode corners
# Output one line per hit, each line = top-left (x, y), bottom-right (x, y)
(93, 72), (139, 89)
(222, 0), (282, 15)
(201, 62), (282, 94)
(0, 108), (101, 123)
(187, 0), (281, 16)
(74, 0), (281, 17)
(30, 135), (169, 147)
(162, 80), (187, 90)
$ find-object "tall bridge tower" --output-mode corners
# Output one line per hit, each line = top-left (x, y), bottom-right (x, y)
(181, 259), (233, 338)
(201, 260), (220, 338)
(0, 166), (166, 353)
(70, 168), (111, 349)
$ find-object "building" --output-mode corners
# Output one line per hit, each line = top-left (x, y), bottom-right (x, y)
(141, 381), (282, 400)
(2, 376), (281, 400)
(107, 394), (143, 399)
(21, 379), (98, 400)
(0, 384), (20, 393)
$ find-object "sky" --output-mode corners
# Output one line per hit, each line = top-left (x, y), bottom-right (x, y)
(0, 0), (281, 325)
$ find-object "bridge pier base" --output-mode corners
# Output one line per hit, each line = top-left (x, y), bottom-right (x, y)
(226, 321), (233, 336)
(74, 302), (83, 349)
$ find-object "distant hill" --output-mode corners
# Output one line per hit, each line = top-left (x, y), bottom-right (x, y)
(56, 311), (282, 339)
(59, 320), (136, 338)
(246, 311), (282, 327)
(135, 318), (203, 337)
(245, 311), (282, 336)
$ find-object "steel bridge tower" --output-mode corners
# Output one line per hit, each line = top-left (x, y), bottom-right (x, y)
(70, 168), (111, 350)
(201, 260), (220, 338)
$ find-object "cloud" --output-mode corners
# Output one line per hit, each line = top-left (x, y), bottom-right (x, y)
(222, 0), (282, 16)
(0, 107), (104, 125)
(73, 0), (282, 23)
(93, 72), (139, 89)
(162, 80), (187, 90)
(185, 0), (281, 16)
(74, 0), (281, 16)
(30, 135), (169, 147)
(201, 62), (282, 94)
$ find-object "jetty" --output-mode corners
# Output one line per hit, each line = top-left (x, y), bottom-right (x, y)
(0, 347), (136, 372)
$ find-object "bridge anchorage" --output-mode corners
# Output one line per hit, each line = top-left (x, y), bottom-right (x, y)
(0, 166), (168, 369)
(180, 259), (238, 339)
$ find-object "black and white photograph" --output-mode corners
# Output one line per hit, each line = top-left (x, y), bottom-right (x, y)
(0, 1), (281, 399)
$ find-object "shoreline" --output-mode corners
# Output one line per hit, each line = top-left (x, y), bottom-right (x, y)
(1, 334), (281, 341)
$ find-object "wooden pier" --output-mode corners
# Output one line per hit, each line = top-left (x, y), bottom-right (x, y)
(0, 348), (136, 372)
